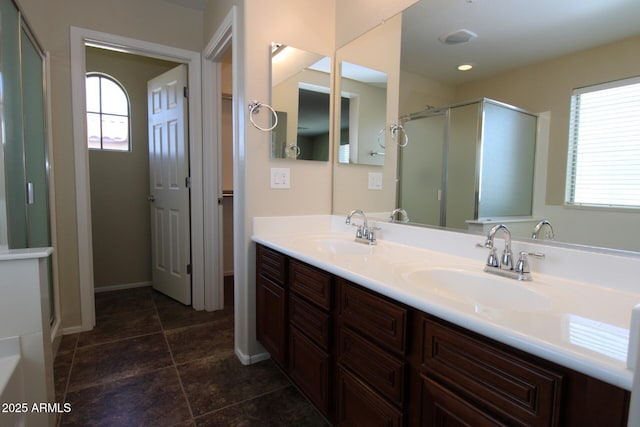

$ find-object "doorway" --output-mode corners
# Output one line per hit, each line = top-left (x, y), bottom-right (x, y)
(70, 27), (209, 331)
(220, 51), (235, 311)
(85, 47), (184, 304)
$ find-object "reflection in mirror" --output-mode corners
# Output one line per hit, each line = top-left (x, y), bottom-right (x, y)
(338, 62), (388, 166)
(271, 45), (330, 161)
(333, 0), (640, 252)
(399, 98), (537, 230)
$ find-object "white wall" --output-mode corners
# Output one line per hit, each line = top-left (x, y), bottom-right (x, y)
(333, 14), (403, 216)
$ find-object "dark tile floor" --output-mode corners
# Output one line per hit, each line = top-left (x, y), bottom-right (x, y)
(54, 278), (328, 426)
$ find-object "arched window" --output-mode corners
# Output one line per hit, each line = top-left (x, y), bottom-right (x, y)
(86, 73), (131, 151)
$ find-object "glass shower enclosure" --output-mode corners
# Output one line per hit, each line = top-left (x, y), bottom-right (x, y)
(398, 98), (537, 230)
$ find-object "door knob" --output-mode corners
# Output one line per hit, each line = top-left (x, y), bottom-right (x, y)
(147, 195), (156, 202)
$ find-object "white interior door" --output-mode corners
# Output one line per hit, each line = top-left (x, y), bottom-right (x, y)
(148, 64), (191, 304)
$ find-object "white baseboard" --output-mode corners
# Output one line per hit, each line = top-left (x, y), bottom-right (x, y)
(235, 347), (270, 365)
(94, 281), (152, 293)
(62, 325), (84, 335)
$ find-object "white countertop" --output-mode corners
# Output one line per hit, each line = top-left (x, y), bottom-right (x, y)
(252, 215), (640, 391)
(0, 247), (53, 261)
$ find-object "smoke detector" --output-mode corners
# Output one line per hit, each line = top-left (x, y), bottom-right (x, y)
(438, 29), (478, 45)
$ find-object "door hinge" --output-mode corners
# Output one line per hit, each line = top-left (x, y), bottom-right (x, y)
(184, 86), (189, 98)
(218, 198), (223, 205)
(186, 263), (192, 275)
(185, 176), (192, 188)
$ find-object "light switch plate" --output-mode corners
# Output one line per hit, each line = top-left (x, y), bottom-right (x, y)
(368, 172), (383, 190)
(270, 167), (290, 189)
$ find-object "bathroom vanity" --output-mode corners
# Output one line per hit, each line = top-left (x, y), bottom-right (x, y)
(253, 215), (640, 426)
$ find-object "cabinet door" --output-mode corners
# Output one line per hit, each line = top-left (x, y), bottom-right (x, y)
(288, 326), (331, 417)
(420, 376), (508, 427)
(336, 367), (403, 427)
(418, 317), (562, 426)
(256, 275), (287, 367)
(337, 327), (406, 407)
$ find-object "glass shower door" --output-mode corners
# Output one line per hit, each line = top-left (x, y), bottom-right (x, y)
(398, 113), (447, 227)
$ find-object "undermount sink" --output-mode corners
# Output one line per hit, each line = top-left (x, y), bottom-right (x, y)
(402, 267), (552, 313)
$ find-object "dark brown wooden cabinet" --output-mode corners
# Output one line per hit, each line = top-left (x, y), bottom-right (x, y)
(336, 279), (409, 426)
(419, 376), (508, 427)
(255, 244), (630, 426)
(410, 312), (630, 427)
(336, 366), (404, 427)
(288, 259), (334, 419)
(255, 245), (288, 368)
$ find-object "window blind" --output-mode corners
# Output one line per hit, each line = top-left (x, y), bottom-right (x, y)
(566, 76), (640, 208)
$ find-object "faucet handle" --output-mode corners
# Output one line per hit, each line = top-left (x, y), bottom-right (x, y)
(525, 251), (545, 259)
(486, 247), (499, 268)
(515, 252), (530, 275)
(363, 224), (381, 241)
(501, 248), (514, 270)
(515, 251), (545, 277)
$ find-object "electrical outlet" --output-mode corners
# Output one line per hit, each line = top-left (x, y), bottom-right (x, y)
(270, 167), (290, 189)
(368, 172), (383, 190)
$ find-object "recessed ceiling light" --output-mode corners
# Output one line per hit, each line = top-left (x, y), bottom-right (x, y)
(458, 64), (473, 71)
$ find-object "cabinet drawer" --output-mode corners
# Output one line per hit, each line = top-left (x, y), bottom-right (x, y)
(419, 317), (563, 427)
(289, 326), (331, 417)
(256, 244), (287, 283)
(338, 279), (408, 355)
(336, 367), (403, 427)
(420, 375), (509, 427)
(337, 327), (406, 407)
(290, 294), (331, 350)
(290, 260), (332, 310)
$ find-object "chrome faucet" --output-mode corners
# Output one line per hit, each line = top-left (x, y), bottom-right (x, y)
(532, 219), (555, 240)
(345, 209), (379, 245)
(389, 208), (410, 223)
(479, 223), (544, 281)
(484, 224), (514, 270)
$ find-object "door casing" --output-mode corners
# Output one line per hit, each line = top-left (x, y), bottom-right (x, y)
(69, 27), (212, 331)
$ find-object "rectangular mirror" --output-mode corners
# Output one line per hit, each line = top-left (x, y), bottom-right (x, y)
(332, 0), (640, 253)
(338, 62), (388, 165)
(271, 44), (331, 161)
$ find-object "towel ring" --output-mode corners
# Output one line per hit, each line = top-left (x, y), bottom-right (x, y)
(390, 123), (409, 147)
(248, 101), (278, 131)
(379, 124), (409, 148)
(287, 144), (301, 158)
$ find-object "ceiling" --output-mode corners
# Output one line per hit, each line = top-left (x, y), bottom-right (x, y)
(401, 0), (640, 84)
(163, 0), (640, 86)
